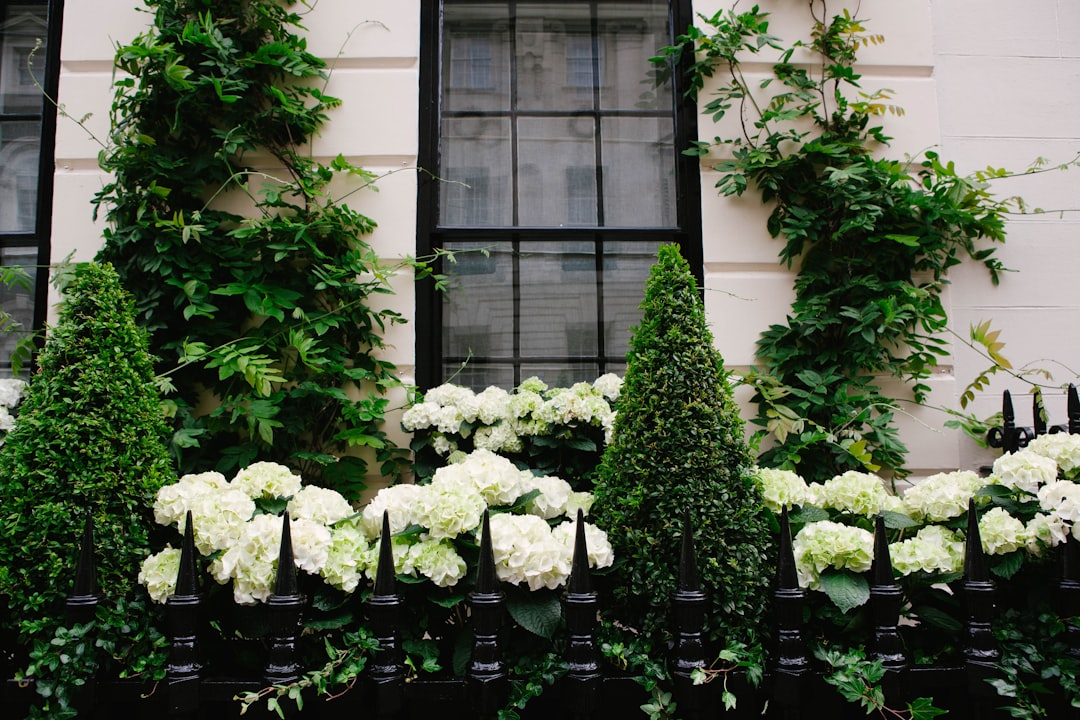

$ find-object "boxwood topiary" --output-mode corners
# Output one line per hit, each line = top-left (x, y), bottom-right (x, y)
(0, 262), (175, 717)
(591, 244), (773, 646)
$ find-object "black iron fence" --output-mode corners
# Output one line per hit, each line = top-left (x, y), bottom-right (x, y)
(5, 385), (1080, 719)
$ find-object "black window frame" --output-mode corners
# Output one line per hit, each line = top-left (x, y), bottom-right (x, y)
(415, 0), (702, 390)
(0, 0), (63, 373)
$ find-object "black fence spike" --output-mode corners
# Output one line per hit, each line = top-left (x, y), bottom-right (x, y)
(869, 515), (906, 677)
(66, 513), (99, 625)
(677, 512), (701, 593)
(563, 508), (601, 719)
(962, 499), (1000, 710)
(963, 499), (990, 583)
(1034, 390), (1047, 436)
(773, 505), (810, 715)
(367, 510), (406, 719)
(1069, 384), (1080, 435)
(777, 506), (799, 591)
(264, 512), (304, 686)
(166, 511), (204, 715)
(467, 510), (507, 719)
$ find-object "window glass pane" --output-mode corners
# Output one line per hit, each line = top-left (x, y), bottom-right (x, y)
(602, 239), (662, 356)
(516, 4), (593, 113)
(517, 117), (595, 227)
(0, 245), (36, 373)
(440, 118), (512, 227)
(0, 4), (48, 114)
(443, 3), (511, 112)
(601, 116), (675, 227)
(519, 241), (598, 358)
(519, 362), (600, 388)
(443, 363), (515, 392)
(442, 241), (515, 360)
(597, 0), (670, 111)
(0, 120), (39, 232)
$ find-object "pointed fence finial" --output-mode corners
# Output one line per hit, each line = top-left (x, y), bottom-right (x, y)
(777, 506), (799, 590)
(1069, 384), (1080, 435)
(568, 509), (593, 595)
(374, 510), (397, 597)
(264, 511), (303, 685)
(467, 510), (507, 718)
(1034, 390), (1047, 436)
(174, 510), (201, 598)
(367, 510), (406, 717)
(475, 509), (499, 595)
(677, 512), (701, 593)
(869, 515), (906, 675)
(963, 499), (989, 582)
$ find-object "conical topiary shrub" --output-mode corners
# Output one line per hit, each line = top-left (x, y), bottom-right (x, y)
(0, 262), (175, 717)
(591, 244), (772, 645)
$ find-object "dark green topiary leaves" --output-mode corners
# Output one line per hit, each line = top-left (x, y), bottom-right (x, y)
(0, 262), (174, 717)
(591, 244), (773, 645)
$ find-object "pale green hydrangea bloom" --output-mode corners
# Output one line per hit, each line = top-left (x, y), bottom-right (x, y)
(488, 513), (572, 590)
(1026, 512), (1070, 555)
(231, 461), (303, 500)
(990, 450), (1058, 494)
(754, 467), (809, 512)
(153, 471), (230, 527)
(138, 547), (182, 603)
(1037, 479), (1080, 523)
(1027, 433), (1080, 479)
(902, 470), (985, 522)
(287, 485), (354, 526)
(978, 506), (1028, 555)
(409, 538), (468, 587)
(565, 491), (595, 518)
(521, 475), (573, 519)
(816, 470), (893, 517)
(592, 373), (622, 400)
(321, 519), (370, 593)
(414, 475), (486, 540)
(889, 525), (964, 575)
(792, 520), (874, 589)
(551, 518), (615, 570)
(361, 483), (424, 539)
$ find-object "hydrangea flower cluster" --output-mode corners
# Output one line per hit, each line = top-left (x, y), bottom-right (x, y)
(759, 442), (1080, 607)
(360, 449), (612, 590)
(402, 374), (621, 457)
(141, 462), (358, 604)
(0, 377), (26, 442)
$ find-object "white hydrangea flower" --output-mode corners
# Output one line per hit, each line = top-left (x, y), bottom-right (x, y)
(551, 518), (615, 570)
(487, 513), (571, 590)
(436, 449), (525, 506)
(361, 536), (419, 581)
(321, 519), (370, 593)
(508, 389), (545, 419)
(902, 470), (985, 522)
(754, 467), (809, 512)
(520, 475), (573, 519)
(0, 377), (26, 408)
(792, 520), (874, 590)
(401, 401), (441, 431)
(990, 450), (1058, 494)
(473, 423), (524, 454)
(817, 471), (892, 517)
(474, 386), (511, 425)
(978, 507), (1027, 555)
(138, 547), (182, 604)
(184, 486), (256, 555)
(434, 405), (466, 434)
(153, 471), (231, 527)
(0, 405), (14, 432)
(289, 517), (332, 574)
(592, 373), (622, 400)
(1037, 480), (1080, 523)
(1026, 512), (1070, 555)
(889, 525), (964, 575)
(517, 376), (548, 394)
(231, 461), (303, 500)
(409, 539), (468, 587)
(287, 485), (354, 526)
(361, 483), (424, 539)
(414, 476), (486, 540)
(211, 513), (283, 605)
(424, 383), (475, 408)
(565, 491), (595, 518)
(431, 434), (457, 456)
(1027, 433), (1080, 479)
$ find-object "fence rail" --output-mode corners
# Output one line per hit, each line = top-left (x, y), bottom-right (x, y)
(5, 388), (1080, 718)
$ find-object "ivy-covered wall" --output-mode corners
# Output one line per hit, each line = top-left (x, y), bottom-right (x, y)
(49, 0), (1080, 478)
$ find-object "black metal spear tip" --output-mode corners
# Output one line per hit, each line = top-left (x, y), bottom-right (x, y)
(1069, 384), (1080, 434)
(1034, 390), (1047, 436)
(1002, 389), (1015, 425)
(871, 515), (895, 587)
(677, 511), (701, 593)
(475, 509), (498, 595)
(777, 506), (799, 590)
(568, 508), (593, 595)
(1065, 534), (1080, 583)
(963, 499), (990, 583)
(374, 510), (396, 597)
(174, 510), (201, 598)
(273, 511), (299, 598)
(71, 512), (99, 600)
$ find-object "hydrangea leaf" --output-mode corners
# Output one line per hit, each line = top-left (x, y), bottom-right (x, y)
(819, 569), (870, 613)
(506, 591), (562, 640)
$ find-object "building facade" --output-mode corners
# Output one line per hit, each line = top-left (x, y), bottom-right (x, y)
(15, 0), (1080, 477)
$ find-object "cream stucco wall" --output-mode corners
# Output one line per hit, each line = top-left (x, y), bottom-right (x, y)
(49, 0), (1080, 478)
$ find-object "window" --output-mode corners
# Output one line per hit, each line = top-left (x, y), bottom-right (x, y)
(417, 0), (701, 390)
(0, 1), (60, 373)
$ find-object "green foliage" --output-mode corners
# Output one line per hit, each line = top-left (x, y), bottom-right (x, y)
(0, 262), (174, 718)
(94, 0), (418, 498)
(659, 3), (1018, 482)
(591, 244), (773, 645)
(990, 604), (1080, 719)
(816, 644), (946, 719)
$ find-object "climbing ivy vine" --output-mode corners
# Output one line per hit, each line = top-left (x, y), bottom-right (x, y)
(94, 0), (423, 497)
(658, 2), (1017, 481)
